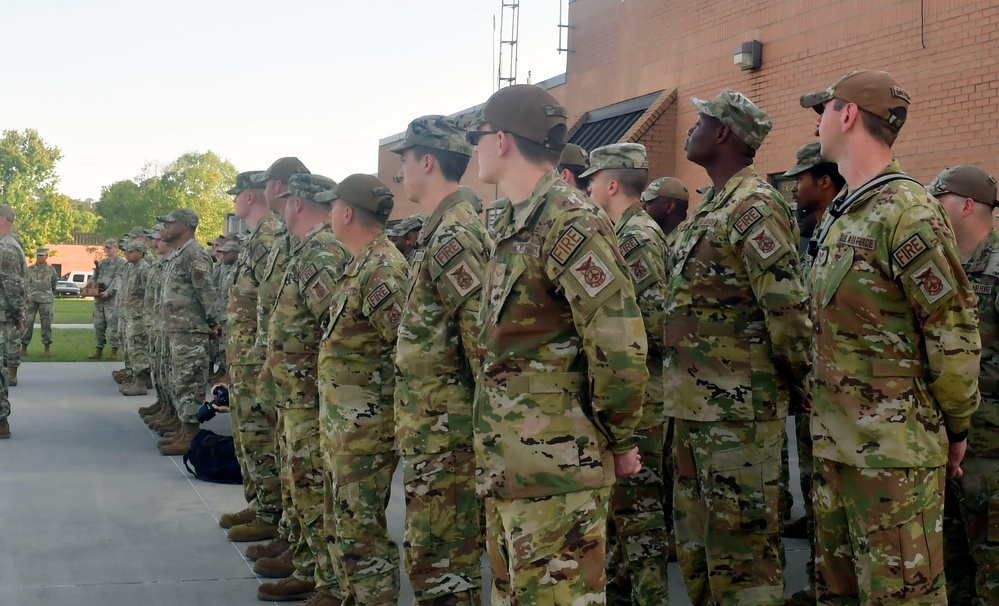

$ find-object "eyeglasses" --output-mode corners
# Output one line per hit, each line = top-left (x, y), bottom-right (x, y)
(466, 130), (500, 146)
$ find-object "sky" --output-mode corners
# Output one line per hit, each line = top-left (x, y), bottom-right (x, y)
(0, 0), (569, 201)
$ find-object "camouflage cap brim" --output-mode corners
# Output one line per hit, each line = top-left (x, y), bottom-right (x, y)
(225, 185), (242, 195)
(249, 171), (268, 184)
(800, 90), (833, 113)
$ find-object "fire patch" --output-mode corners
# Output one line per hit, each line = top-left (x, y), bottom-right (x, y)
(909, 260), (952, 304)
(446, 260), (481, 298)
(571, 252), (614, 297)
(747, 225), (782, 260)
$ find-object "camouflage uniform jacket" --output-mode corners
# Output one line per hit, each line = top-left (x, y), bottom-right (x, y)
(123, 259), (150, 326)
(226, 212), (282, 367)
(321, 232), (408, 455)
(25, 263), (57, 303)
(143, 257), (165, 335)
(476, 170), (648, 500)
(92, 255), (125, 297)
(215, 262), (237, 325)
(809, 160), (980, 468)
(251, 218), (294, 368)
(964, 230), (999, 458)
(395, 191), (493, 456)
(615, 202), (669, 430)
(263, 222), (350, 409)
(158, 238), (218, 334)
(663, 165), (811, 423)
(0, 233), (26, 323)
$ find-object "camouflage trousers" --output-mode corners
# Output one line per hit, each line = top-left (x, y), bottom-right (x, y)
(6, 326), (18, 369)
(92, 300), (119, 349)
(794, 411), (816, 598)
(122, 320), (149, 375)
(276, 406), (338, 592)
(813, 458), (946, 605)
(228, 363), (260, 507)
(402, 449), (484, 605)
(672, 418), (785, 606)
(0, 322), (12, 420)
(166, 331), (208, 424)
(324, 452), (400, 605)
(607, 423), (671, 606)
(953, 456), (999, 603)
(114, 307), (126, 351)
(485, 487), (610, 606)
(153, 331), (172, 406)
(21, 300), (53, 346)
(943, 476), (978, 605)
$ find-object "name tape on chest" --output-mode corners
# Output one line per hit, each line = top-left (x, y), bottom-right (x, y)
(837, 233), (876, 250)
(552, 226), (586, 265)
(366, 282), (393, 310)
(973, 282), (994, 296)
(446, 260), (481, 298)
(511, 242), (540, 256)
(433, 238), (464, 267)
(892, 234), (928, 269)
(696, 217), (717, 228)
(747, 225), (782, 260)
(570, 252), (614, 297)
(734, 207), (764, 235)
(252, 245), (267, 262)
(910, 259), (953, 304)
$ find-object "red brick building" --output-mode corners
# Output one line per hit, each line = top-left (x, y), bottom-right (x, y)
(378, 0), (999, 218)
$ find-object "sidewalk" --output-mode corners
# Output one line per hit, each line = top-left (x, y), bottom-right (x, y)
(0, 363), (809, 604)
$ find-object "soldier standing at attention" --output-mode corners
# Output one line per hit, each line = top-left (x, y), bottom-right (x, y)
(0, 205), (25, 439)
(139, 225), (173, 426)
(118, 240), (152, 396)
(584, 142), (672, 606)
(318, 174), (407, 606)
(21, 247), (57, 358)
(928, 165), (999, 604)
(802, 70), (980, 604)
(155, 208), (220, 456)
(213, 240), (238, 381)
(89, 239), (125, 360)
(392, 115), (490, 606)
(557, 143), (590, 192)
(640, 177), (689, 243)
(665, 89), (811, 605)
(469, 84), (647, 604)
(255, 173), (350, 605)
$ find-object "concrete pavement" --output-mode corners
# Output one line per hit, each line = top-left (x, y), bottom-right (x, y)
(0, 362), (810, 605)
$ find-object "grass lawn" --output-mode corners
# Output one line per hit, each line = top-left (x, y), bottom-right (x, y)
(50, 298), (95, 325)
(22, 329), (101, 362)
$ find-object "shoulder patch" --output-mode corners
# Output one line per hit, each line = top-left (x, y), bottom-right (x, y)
(445, 260), (481, 298)
(366, 282), (392, 310)
(619, 235), (641, 257)
(300, 263), (317, 284)
(252, 245), (267, 262)
(512, 242), (541, 256)
(734, 207), (764, 235)
(193, 261), (210, 274)
(384, 301), (403, 326)
(308, 276), (330, 303)
(433, 238), (464, 267)
(629, 257), (651, 283)
(552, 226), (586, 265)
(909, 259), (953, 304)
(570, 252), (614, 297)
(747, 225), (783, 260)
(892, 234), (928, 269)
(411, 250), (426, 264)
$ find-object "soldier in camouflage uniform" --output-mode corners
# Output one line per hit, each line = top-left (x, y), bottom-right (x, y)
(318, 174), (406, 606)
(213, 240), (238, 380)
(392, 116), (490, 606)
(155, 208), (220, 456)
(119, 240), (152, 396)
(89, 239), (125, 360)
(583, 143), (672, 606)
(802, 70), (980, 604)
(470, 84), (647, 605)
(665, 90), (811, 605)
(557, 142), (590, 192)
(387, 214), (426, 263)
(21, 247), (57, 358)
(640, 177), (689, 245)
(139, 225), (172, 421)
(256, 172), (350, 605)
(928, 165), (999, 604)
(0, 205), (26, 439)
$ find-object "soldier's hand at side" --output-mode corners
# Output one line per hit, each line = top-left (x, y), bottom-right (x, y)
(211, 324), (223, 339)
(614, 447), (642, 479)
(16, 317), (24, 332)
(947, 439), (967, 479)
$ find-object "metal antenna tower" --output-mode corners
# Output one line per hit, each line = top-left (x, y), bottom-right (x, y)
(497, 1), (520, 89)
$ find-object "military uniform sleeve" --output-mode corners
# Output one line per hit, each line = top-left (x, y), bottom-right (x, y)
(730, 195), (812, 390)
(300, 245), (349, 322)
(619, 229), (668, 357)
(0, 246), (26, 319)
(361, 263), (408, 344)
(189, 252), (218, 328)
(887, 202), (981, 435)
(545, 211), (648, 453)
(429, 229), (491, 376)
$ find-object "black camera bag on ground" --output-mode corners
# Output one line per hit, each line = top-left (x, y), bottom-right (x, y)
(183, 429), (242, 485)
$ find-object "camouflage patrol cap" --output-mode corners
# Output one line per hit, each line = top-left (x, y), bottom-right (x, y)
(783, 142), (827, 177)
(147, 224), (163, 239)
(104, 238), (119, 248)
(691, 89), (772, 150)
(387, 214), (427, 237)
(579, 143), (648, 178)
(558, 143), (589, 170)
(121, 240), (146, 253)
(390, 115), (472, 157)
(219, 241), (241, 253)
(228, 170), (265, 195)
(0, 205), (15, 222)
(36, 248), (50, 256)
(458, 185), (483, 213)
(473, 84), (569, 150)
(927, 165), (999, 207)
(276, 173), (337, 204)
(250, 157), (310, 184)
(156, 208), (199, 228)
(319, 174), (394, 216)
(641, 177), (690, 203)
(800, 70), (910, 131)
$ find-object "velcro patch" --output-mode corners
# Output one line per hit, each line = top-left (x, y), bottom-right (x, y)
(252, 245), (267, 262)
(552, 226), (586, 265)
(411, 251), (426, 264)
(696, 217), (717, 228)
(837, 233), (876, 250)
(193, 261), (210, 274)
(734, 207), (763, 234)
(384, 301), (402, 326)
(747, 226), (782, 260)
(629, 258), (651, 283)
(892, 234), (928, 269)
(433, 238), (464, 267)
(570, 252), (614, 297)
(366, 282), (392, 310)
(620, 236), (640, 257)
(308, 276), (330, 303)
(512, 242), (540, 256)
(910, 260), (953, 304)
(446, 260), (481, 298)
(300, 263), (317, 284)
(973, 283), (994, 296)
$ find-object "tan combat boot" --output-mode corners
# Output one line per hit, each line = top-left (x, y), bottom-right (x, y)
(7, 366), (17, 387)
(219, 506), (256, 529)
(252, 547), (295, 578)
(246, 536), (291, 561)
(120, 372), (149, 396)
(158, 423), (199, 455)
(43, 344), (50, 357)
(228, 518), (280, 542)
(107, 347), (119, 360)
(88, 348), (103, 360)
(256, 576), (315, 602)
(0, 418), (9, 439)
(297, 590), (342, 606)
(138, 399), (162, 418)
(113, 369), (129, 384)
